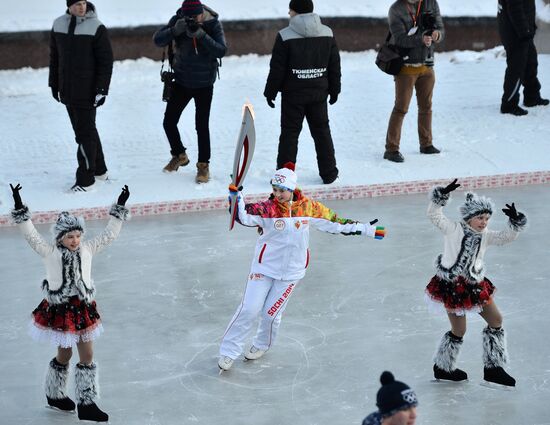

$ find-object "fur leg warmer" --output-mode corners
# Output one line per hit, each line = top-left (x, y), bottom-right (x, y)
(433, 331), (464, 372)
(482, 326), (508, 368)
(45, 358), (70, 399)
(75, 362), (100, 406)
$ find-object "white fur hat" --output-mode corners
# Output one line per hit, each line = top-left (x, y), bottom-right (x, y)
(460, 192), (494, 221)
(52, 211), (85, 240)
(271, 162), (297, 191)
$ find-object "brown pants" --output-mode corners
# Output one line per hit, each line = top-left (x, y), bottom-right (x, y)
(385, 67), (435, 153)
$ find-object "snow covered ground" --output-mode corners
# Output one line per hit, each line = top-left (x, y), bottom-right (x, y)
(3, 0), (550, 32)
(1, 48), (549, 216)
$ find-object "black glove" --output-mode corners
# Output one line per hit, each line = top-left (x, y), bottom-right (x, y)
(502, 203), (519, 220)
(369, 218), (379, 225)
(441, 178), (461, 194)
(266, 97), (275, 108)
(117, 185), (130, 206)
(94, 94), (106, 108)
(172, 18), (188, 37)
(186, 26), (206, 39)
(51, 87), (59, 102)
(329, 93), (338, 105)
(10, 183), (24, 210)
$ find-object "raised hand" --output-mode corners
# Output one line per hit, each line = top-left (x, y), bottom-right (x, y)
(441, 178), (461, 194)
(117, 185), (130, 206)
(502, 203), (518, 220)
(10, 183), (24, 209)
(172, 18), (188, 37)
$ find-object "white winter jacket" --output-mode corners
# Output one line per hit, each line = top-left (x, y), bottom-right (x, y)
(14, 205), (128, 304)
(235, 190), (381, 281)
(427, 190), (526, 282)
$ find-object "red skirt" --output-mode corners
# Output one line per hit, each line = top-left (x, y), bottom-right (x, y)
(425, 274), (495, 315)
(30, 296), (103, 348)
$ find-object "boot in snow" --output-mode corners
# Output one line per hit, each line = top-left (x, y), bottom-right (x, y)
(163, 152), (189, 173)
(196, 162), (210, 183)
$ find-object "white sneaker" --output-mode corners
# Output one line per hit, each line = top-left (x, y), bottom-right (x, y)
(218, 356), (234, 371)
(244, 346), (266, 361)
(69, 182), (96, 193)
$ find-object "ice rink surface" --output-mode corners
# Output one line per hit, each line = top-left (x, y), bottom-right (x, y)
(0, 184), (548, 425)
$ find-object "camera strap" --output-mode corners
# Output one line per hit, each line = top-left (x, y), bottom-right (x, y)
(406, 0), (423, 27)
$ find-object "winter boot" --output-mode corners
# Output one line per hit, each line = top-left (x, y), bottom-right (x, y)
(45, 358), (76, 412)
(523, 97), (549, 107)
(218, 356), (234, 371)
(433, 331), (468, 382)
(75, 363), (108, 422)
(244, 346), (266, 361)
(500, 104), (528, 116)
(163, 152), (190, 173)
(196, 162), (210, 183)
(482, 327), (515, 387)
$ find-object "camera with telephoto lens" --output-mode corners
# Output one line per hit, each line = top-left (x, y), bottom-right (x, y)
(160, 70), (175, 102)
(421, 12), (437, 37)
(184, 16), (200, 33)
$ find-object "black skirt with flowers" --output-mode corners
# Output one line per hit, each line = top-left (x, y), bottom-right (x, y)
(425, 274), (496, 315)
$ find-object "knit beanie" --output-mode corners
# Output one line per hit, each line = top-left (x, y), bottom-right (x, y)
(181, 0), (204, 16)
(460, 192), (494, 221)
(271, 162), (298, 192)
(289, 0), (314, 14)
(67, 0), (82, 7)
(53, 211), (85, 241)
(376, 371), (418, 418)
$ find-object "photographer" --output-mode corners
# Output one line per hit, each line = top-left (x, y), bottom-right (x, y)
(498, 0), (548, 116)
(383, 0), (444, 163)
(153, 0), (227, 183)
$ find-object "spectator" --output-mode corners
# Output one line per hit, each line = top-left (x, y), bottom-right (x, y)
(264, 0), (340, 184)
(383, 0), (444, 163)
(153, 0), (227, 183)
(498, 0), (549, 116)
(362, 371), (418, 425)
(49, 0), (113, 192)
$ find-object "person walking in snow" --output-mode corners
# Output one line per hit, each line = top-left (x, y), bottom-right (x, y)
(383, 0), (444, 163)
(497, 0), (549, 116)
(362, 371), (418, 425)
(264, 0), (341, 185)
(153, 0), (227, 184)
(49, 0), (113, 192)
(9, 183), (130, 422)
(426, 179), (527, 387)
(217, 163), (386, 371)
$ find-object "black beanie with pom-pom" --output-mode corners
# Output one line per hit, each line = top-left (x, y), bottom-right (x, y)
(376, 371), (418, 418)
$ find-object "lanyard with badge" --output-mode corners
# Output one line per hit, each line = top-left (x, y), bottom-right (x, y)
(406, 0), (423, 36)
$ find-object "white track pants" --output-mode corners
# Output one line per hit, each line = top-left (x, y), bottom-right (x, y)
(219, 274), (299, 359)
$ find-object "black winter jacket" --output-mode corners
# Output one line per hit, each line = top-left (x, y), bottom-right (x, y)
(497, 0), (537, 44)
(49, 3), (113, 108)
(264, 13), (341, 104)
(153, 6), (227, 89)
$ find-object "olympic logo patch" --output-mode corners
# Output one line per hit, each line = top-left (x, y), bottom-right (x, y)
(401, 389), (417, 404)
(274, 219), (285, 231)
(272, 174), (286, 185)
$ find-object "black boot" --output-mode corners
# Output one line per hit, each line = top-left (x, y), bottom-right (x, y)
(482, 327), (514, 387)
(433, 331), (467, 381)
(523, 97), (549, 107)
(433, 364), (468, 382)
(45, 358), (76, 412)
(500, 104), (528, 116)
(77, 402), (109, 422)
(484, 366), (516, 387)
(75, 362), (108, 422)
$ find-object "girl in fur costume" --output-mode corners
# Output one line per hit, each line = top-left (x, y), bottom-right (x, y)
(9, 183), (130, 422)
(217, 163), (386, 372)
(426, 179), (527, 387)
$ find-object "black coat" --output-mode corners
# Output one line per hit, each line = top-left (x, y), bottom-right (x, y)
(153, 6), (227, 89)
(49, 3), (113, 108)
(264, 13), (341, 104)
(497, 0), (537, 44)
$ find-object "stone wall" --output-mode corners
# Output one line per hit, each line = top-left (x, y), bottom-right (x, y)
(0, 16), (547, 70)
